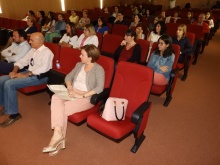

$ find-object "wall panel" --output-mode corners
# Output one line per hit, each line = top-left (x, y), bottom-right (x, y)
(0, 0), (215, 20)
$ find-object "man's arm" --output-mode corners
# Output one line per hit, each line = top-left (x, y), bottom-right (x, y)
(6, 42), (31, 63)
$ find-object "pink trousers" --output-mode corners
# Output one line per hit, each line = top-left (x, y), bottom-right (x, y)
(153, 72), (168, 85)
(51, 94), (94, 136)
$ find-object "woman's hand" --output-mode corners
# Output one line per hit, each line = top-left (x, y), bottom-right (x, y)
(121, 40), (127, 46)
(160, 66), (169, 72)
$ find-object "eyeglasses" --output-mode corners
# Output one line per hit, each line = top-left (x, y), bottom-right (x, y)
(30, 58), (34, 66)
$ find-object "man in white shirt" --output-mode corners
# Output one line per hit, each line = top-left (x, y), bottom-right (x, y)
(0, 32), (54, 127)
(0, 29), (31, 74)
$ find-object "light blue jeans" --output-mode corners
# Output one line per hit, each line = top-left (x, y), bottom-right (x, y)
(0, 74), (48, 115)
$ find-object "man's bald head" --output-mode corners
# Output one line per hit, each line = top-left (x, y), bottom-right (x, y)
(29, 32), (45, 49)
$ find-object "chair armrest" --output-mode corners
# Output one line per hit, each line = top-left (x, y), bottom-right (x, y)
(131, 101), (151, 124)
(170, 68), (179, 78)
(90, 88), (110, 105)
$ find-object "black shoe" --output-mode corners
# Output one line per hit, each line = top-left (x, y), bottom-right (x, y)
(1, 114), (22, 127)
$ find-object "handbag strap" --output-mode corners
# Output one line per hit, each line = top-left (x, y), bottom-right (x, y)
(114, 101), (125, 121)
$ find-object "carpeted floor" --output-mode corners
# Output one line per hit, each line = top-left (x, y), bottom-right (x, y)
(0, 29), (220, 165)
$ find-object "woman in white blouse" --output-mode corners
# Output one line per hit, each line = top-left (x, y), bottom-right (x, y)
(147, 21), (167, 46)
(73, 24), (98, 49)
(59, 22), (78, 48)
(42, 11), (56, 33)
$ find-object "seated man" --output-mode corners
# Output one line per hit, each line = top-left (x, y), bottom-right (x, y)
(0, 32), (54, 127)
(193, 13), (210, 54)
(113, 11), (128, 25)
(0, 29), (31, 75)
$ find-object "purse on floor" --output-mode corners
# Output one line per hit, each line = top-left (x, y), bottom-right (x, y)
(101, 97), (128, 121)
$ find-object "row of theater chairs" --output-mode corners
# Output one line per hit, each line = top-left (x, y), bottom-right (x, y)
(19, 40), (181, 108)
(16, 41), (181, 153)
(0, 17), (41, 32)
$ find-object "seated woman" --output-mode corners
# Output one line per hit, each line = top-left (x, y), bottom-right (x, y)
(147, 34), (175, 85)
(23, 16), (37, 36)
(94, 17), (109, 36)
(205, 12), (214, 27)
(135, 23), (145, 39)
(22, 10), (35, 21)
(42, 44), (105, 156)
(73, 24), (98, 49)
(41, 11), (56, 33)
(147, 21), (166, 46)
(76, 10), (90, 29)
(36, 10), (46, 27)
(69, 9), (79, 24)
(186, 11), (195, 24)
(111, 6), (119, 18)
(129, 14), (141, 29)
(58, 22), (78, 48)
(114, 29), (141, 63)
(45, 14), (66, 42)
(172, 24), (192, 63)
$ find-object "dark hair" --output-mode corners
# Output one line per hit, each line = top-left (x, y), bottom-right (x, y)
(48, 11), (55, 20)
(97, 16), (107, 27)
(45, 11), (55, 25)
(154, 34), (174, 58)
(29, 10), (35, 16)
(14, 29), (27, 40)
(66, 22), (77, 37)
(58, 14), (65, 19)
(134, 14), (142, 21)
(39, 10), (45, 18)
(81, 44), (100, 63)
(153, 21), (167, 35)
(118, 11), (124, 16)
(185, 3), (191, 8)
(125, 29), (136, 40)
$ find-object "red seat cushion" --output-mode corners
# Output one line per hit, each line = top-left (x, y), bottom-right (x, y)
(88, 113), (136, 139)
(18, 84), (47, 94)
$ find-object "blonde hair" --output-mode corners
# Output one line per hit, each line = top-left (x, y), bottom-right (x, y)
(85, 24), (96, 36)
(178, 24), (187, 38)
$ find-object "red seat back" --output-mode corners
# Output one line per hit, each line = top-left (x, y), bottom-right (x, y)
(166, 23), (179, 37)
(186, 32), (195, 46)
(101, 34), (123, 57)
(187, 24), (203, 40)
(2, 18), (11, 29)
(96, 32), (103, 49)
(76, 28), (83, 37)
(110, 61), (153, 118)
(136, 39), (150, 63)
(10, 19), (19, 30)
(54, 47), (81, 74)
(44, 42), (61, 69)
(112, 24), (129, 37)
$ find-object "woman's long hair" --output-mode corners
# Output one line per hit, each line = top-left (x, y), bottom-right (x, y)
(66, 22), (76, 37)
(154, 34), (174, 58)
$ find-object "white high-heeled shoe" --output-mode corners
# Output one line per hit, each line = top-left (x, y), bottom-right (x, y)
(42, 137), (65, 153)
(49, 141), (66, 156)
